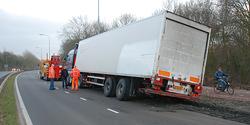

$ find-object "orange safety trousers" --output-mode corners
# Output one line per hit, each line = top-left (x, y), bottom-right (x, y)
(72, 78), (79, 90)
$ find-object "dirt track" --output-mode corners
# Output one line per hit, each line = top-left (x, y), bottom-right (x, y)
(203, 86), (250, 102)
(132, 91), (250, 125)
(196, 87), (250, 124)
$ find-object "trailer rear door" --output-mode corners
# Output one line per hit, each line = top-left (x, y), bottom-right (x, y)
(157, 18), (209, 84)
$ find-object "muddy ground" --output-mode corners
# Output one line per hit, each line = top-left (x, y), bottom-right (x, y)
(132, 95), (250, 125)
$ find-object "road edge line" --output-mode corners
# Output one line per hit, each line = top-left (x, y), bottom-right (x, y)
(0, 72), (14, 93)
(15, 72), (33, 125)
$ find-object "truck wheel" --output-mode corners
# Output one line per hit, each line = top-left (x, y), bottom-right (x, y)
(104, 77), (117, 97)
(116, 78), (131, 101)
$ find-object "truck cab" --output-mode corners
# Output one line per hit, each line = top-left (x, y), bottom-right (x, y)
(39, 59), (50, 80)
(39, 55), (63, 81)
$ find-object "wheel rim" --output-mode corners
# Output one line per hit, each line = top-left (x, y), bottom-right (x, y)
(118, 83), (124, 96)
(106, 81), (111, 91)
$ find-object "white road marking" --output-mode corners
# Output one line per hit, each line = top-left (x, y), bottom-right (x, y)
(15, 73), (33, 125)
(64, 91), (70, 94)
(80, 97), (87, 101)
(107, 108), (119, 114)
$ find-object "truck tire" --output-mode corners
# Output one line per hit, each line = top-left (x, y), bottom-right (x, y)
(116, 78), (131, 101)
(104, 77), (116, 97)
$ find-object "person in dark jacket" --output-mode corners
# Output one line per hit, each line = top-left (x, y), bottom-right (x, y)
(61, 66), (69, 89)
(214, 66), (228, 91)
(214, 66), (228, 80)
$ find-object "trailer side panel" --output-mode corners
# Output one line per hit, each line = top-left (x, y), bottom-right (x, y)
(75, 15), (165, 77)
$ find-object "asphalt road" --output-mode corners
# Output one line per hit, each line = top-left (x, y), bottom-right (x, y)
(0, 71), (10, 79)
(17, 71), (245, 125)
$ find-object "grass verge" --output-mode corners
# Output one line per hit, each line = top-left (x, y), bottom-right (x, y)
(0, 74), (18, 125)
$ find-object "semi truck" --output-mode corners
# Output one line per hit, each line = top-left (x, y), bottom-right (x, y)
(66, 11), (211, 100)
(39, 55), (62, 80)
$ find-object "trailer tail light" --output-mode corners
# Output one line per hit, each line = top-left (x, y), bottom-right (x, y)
(153, 76), (163, 90)
(194, 84), (202, 93)
(154, 77), (163, 84)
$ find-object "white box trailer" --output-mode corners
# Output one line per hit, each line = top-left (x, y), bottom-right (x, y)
(71, 11), (211, 100)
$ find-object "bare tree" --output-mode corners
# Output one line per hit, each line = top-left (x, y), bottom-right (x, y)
(163, 0), (176, 11)
(88, 21), (109, 36)
(60, 16), (90, 42)
(59, 16), (109, 59)
(231, 0), (250, 44)
(152, 9), (165, 16)
(112, 14), (137, 28)
(152, 0), (177, 16)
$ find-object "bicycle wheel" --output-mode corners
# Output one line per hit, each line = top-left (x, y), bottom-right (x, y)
(214, 84), (221, 94)
(227, 85), (234, 95)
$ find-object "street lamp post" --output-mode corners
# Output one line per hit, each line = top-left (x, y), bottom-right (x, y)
(39, 34), (51, 59)
(98, 0), (100, 24)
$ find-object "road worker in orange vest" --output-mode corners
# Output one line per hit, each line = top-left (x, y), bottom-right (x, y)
(48, 64), (56, 90)
(70, 66), (80, 91)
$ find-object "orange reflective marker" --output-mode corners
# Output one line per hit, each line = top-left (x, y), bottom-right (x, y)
(190, 76), (200, 83)
(158, 70), (171, 77)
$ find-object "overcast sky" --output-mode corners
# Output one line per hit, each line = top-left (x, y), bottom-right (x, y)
(0, 0), (189, 59)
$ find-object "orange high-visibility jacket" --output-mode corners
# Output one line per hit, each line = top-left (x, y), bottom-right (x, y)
(48, 66), (55, 78)
(70, 67), (80, 79)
